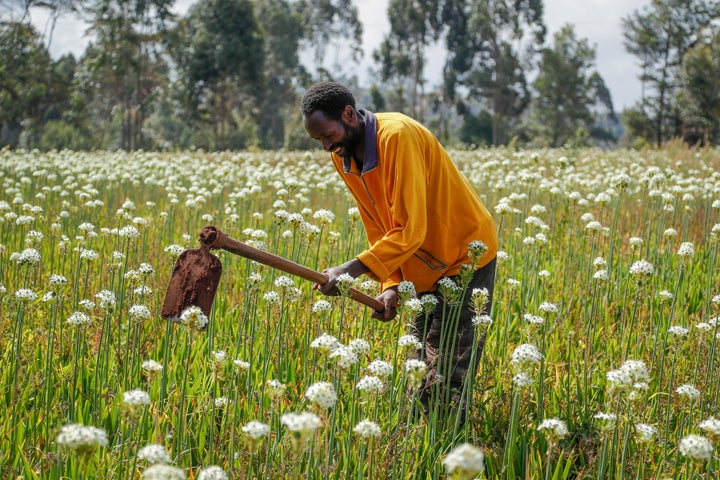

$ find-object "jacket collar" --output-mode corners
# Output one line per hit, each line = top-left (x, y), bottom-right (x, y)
(342, 109), (378, 174)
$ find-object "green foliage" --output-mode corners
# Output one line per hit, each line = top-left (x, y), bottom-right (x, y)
(621, 0), (720, 146)
(676, 28), (720, 145)
(532, 25), (596, 147)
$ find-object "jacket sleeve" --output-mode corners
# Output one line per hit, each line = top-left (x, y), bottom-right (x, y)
(356, 127), (428, 282)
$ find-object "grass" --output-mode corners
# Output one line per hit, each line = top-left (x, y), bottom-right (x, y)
(0, 143), (719, 479)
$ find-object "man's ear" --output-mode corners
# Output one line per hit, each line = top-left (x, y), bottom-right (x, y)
(343, 106), (356, 123)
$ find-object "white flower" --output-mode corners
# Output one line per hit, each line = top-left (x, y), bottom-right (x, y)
(606, 369), (632, 389)
(397, 280), (417, 300)
(129, 305), (151, 321)
(367, 360), (393, 378)
(620, 359), (649, 382)
(242, 420), (270, 439)
(523, 313), (545, 325)
(353, 419), (381, 439)
(349, 338), (371, 355)
(510, 344), (543, 372)
(678, 434), (713, 461)
(580, 212), (595, 223)
(138, 263), (154, 275)
(67, 312), (91, 326)
(404, 359), (428, 387)
(398, 334), (422, 350)
(586, 221), (603, 231)
(266, 379), (287, 398)
(142, 360), (163, 374)
(123, 389), (151, 408)
(305, 382), (337, 409)
(443, 443), (485, 477)
(312, 300), (332, 312)
(667, 325), (689, 338)
(677, 242), (695, 259)
(119, 225), (140, 239)
(280, 412), (322, 434)
(15, 288), (38, 301)
(49, 274), (68, 286)
(329, 346), (359, 369)
(472, 314), (493, 327)
(539, 302), (559, 314)
(676, 384), (700, 401)
(164, 244), (185, 257)
(594, 269), (609, 281)
(95, 290), (116, 310)
(312, 209), (335, 225)
(214, 397), (230, 408)
(196, 466), (228, 480)
(629, 259), (654, 276)
(593, 412), (617, 425)
(79, 248), (99, 261)
(310, 333), (341, 353)
(56, 423), (109, 454)
(657, 290), (673, 303)
(699, 417), (720, 436)
(16, 248), (41, 265)
(635, 423), (657, 443)
(356, 375), (384, 393)
(142, 464), (186, 480)
(137, 444), (172, 464)
(593, 257), (607, 269)
(263, 291), (281, 305)
(512, 372), (534, 388)
(233, 359), (250, 372)
(403, 298), (423, 316)
(537, 418), (569, 440)
(179, 306), (208, 331)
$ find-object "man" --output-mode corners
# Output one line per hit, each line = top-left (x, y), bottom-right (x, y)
(301, 82), (498, 424)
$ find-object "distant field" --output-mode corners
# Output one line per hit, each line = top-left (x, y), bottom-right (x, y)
(0, 146), (718, 479)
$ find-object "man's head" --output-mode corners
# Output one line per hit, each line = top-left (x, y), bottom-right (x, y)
(301, 82), (356, 120)
(302, 82), (363, 158)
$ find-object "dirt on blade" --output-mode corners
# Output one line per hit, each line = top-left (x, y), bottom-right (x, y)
(161, 243), (222, 321)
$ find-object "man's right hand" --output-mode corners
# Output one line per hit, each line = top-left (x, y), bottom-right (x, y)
(372, 288), (399, 321)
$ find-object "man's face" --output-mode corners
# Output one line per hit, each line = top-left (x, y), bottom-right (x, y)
(304, 107), (362, 158)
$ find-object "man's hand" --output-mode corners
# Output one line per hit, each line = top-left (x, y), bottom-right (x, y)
(372, 288), (399, 321)
(313, 258), (369, 296)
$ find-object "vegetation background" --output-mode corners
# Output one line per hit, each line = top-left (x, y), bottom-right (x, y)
(1, 0), (719, 152)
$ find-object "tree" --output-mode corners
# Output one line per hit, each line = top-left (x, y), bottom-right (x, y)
(255, 0), (305, 149)
(676, 27), (720, 145)
(372, 0), (442, 119)
(81, 0), (175, 150)
(296, 0), (363, 79)
(0, 21), (71, 147)
(532, 25), (597, 147)
(622, 0), (720, 146)
(442, 0), (546, 145)
(175, 0), (264, 149)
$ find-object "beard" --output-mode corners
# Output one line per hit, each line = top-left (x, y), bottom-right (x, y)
(332, 119), (362, 157)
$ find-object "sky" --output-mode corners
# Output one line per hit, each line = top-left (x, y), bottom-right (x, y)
(21, 0), (651, 111)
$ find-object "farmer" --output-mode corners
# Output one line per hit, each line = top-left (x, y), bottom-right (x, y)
(301, 82), (498, 424)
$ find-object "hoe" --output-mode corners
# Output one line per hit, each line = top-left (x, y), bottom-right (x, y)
(161, 225), (384, 324)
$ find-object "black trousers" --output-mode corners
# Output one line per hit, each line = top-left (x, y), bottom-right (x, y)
(410, 257), (496, 421)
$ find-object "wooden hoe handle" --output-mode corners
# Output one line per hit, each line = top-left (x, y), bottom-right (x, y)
(200, 226), (385, 312)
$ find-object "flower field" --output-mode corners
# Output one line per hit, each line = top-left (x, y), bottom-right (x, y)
(1, 145), (719, 479)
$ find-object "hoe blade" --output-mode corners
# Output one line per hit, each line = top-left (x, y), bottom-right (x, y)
(161, 247), (222, 323)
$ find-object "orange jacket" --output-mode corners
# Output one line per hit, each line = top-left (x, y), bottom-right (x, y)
(331, 110), (498, 293)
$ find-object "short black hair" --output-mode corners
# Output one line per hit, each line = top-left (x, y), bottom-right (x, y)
(301, 82), (356, 121)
